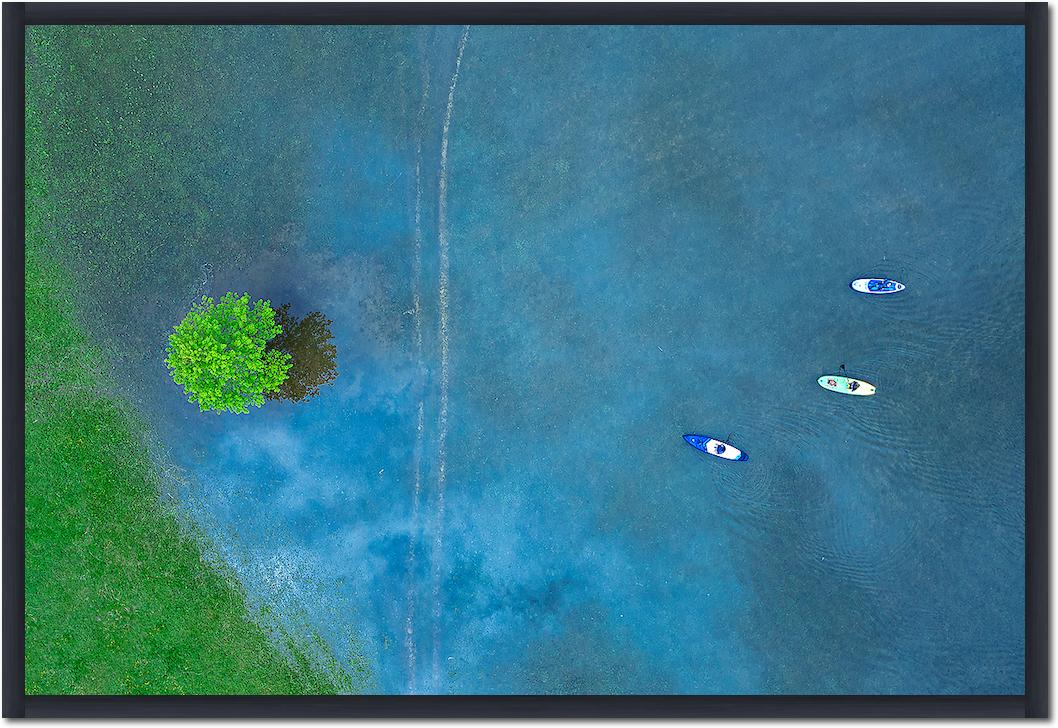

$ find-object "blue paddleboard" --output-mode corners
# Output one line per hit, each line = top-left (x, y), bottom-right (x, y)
(683, 434), (748, 461)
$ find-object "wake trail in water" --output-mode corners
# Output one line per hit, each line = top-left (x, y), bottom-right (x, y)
(404, 55), (431, 695)
(404, 401), (425, 691)
(432, 25), (469, 693)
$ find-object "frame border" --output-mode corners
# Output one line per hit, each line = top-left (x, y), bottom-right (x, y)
(20, 2), (1030, 25)
(3, 1), (26, 721)
(1025, 0), (1049, 720)
(3, 1), (1047, 719)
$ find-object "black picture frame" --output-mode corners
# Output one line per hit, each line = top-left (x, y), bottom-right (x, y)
(2, 2), (1048, 718)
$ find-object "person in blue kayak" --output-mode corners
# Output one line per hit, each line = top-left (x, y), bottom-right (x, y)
(715, 442), (726, 455)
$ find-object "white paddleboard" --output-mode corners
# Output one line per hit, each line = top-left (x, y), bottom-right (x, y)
(850, 278), (905, 294)
(817, 375), (876, 396)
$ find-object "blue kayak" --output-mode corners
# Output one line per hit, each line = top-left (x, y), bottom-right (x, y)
(683, 434), (748, 461)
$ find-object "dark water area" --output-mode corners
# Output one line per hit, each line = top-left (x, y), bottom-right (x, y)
(42, 25), (1024, 693)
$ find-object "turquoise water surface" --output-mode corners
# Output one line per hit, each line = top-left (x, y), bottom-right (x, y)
(65, 25), (1028, 693)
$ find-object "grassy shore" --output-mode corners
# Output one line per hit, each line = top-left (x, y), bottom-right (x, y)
(25, 253), (359, 694)
(25, 27), (362, 695)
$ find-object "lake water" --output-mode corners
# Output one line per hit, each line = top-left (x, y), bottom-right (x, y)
(68, 25), (1026, 693)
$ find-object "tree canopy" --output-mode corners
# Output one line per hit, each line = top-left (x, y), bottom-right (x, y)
(266, 304), (338, 403)
(165, 292), (291, 414)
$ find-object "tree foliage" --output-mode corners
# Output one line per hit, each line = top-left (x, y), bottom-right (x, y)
(165, 292), (291, 414)
(266, 304), (339, 403)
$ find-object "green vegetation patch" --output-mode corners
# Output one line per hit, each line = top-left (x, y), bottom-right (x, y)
(166, 293), (292, 414)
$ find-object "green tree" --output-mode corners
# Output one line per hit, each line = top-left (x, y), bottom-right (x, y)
(266, 304), (339, 403)
(165, 292), (291, 414)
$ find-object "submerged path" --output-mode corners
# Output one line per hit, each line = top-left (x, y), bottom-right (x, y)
(431, 25), (469, 693)
(403, 48), (431, 694)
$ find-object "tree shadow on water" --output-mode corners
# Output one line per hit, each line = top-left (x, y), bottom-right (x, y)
(267, 304), (340, 404)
